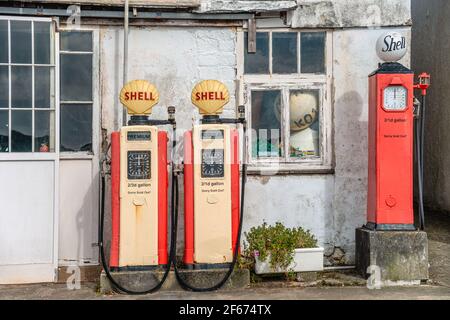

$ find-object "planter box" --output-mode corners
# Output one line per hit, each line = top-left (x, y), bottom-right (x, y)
(254, 248), (324, 275)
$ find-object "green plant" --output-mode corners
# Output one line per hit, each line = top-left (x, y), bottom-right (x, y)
(243, 222), (318, 272)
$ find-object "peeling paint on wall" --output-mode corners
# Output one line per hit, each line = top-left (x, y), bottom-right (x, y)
(288, 0), (412, 28)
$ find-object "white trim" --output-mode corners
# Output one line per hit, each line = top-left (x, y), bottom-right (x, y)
(52, 28), (60, 282)
(0, 16), (51, 22)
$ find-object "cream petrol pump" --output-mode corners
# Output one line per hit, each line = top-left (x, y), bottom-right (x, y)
(172, 80), (246, 292)
(99, 80), (175, 294)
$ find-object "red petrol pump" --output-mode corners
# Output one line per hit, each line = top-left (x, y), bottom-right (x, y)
(171, 80), (247, 292)
(99, 80), (176, 294)
(366, 32), (430, 231)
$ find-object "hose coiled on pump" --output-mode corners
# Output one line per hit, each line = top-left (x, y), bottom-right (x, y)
(171, 123), (247, 292)
(98, 124), (177, 295)
(415, 95), (426, 230)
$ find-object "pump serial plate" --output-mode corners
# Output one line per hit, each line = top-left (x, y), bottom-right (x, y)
(127, 131), (151, 141)
(127, 151), (151, 180)
(201, 148), (224, 178)
(201, 129), (224, 140)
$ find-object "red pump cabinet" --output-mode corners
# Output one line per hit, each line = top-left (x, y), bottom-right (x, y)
(367, 63), (416, 231)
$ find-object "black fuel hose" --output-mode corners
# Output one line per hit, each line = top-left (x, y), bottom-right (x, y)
(415, 95), (426, 230)
(98, 125), (177, 295)
(171, 123), (247, 292)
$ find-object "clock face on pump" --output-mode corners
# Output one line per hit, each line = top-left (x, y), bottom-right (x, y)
(127, 151), (151, 180)
(383, 86), (408, 111)
(201, 149), (225, 178)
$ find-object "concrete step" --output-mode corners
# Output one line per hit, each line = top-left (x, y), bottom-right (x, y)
(99, 268), (250, 294)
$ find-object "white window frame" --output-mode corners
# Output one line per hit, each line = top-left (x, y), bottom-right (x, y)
(58, 27), (100, 161)
(0, 16), (58, 156)
(237, 28), (333, 174)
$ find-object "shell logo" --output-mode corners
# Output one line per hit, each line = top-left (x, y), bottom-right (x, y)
(120, 80), (159, 115)
(191, 80), (230, 115)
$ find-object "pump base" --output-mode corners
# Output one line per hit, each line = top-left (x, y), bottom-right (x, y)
(365, 222), (416, 231)
(99, 268), (250, 294)
(355, 227), (429, 284)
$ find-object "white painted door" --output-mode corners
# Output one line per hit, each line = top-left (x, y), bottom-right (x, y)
(58, 29), (100, 267)
(0, 16), (59, 284)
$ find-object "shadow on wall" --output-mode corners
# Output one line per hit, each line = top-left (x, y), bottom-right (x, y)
(330, 90), (368, 265)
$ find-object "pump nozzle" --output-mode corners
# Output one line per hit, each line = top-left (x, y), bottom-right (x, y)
(168, 106), (176, 122)
(238, 105), (245, 123)
(414, 73), (431, 96)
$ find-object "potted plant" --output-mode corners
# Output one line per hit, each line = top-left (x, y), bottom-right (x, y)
(243, 222), (324, 275)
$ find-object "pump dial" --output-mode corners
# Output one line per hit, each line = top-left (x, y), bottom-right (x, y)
(383, 86), (407, 111)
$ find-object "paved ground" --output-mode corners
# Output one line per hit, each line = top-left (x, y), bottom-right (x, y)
(426, 210), (450, 287)
(1, 282), (450, 300)
(1, 210), (449, 300)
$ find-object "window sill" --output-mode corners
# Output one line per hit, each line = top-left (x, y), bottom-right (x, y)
(245, 163), (334, 176)
(60, 152), (94, 160)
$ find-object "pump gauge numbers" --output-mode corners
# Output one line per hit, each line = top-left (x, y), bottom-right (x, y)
(127, 151), (151, 180)
(383, 86), (408, 111)
(201, 149), (225, 178)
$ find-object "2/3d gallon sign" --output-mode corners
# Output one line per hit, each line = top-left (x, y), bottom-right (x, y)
(120, 80), (159, 115)
(191, 80), (230, 115)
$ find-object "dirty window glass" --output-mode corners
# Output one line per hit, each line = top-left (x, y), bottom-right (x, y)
(60, 104), (92, 152)
(289, 89), (320, 158)
(0, 110), (8, 152)
(11, 66), (32, 108)
(244, 32), (269, 74)
(251, 90), (282, 158)
(60, 31), (92, 52)
(0, 66), (8, 108)
(0, 20), (8, 63)
(61, 54), (93, 102)
(0, 18), (55, 153)
(11, 20), (32, 64)
(272, 33), (297, 74)
(301, 32), (326, 74)
(60, 31), (93, 153)
(11, 110), (32, 152)
(35, 110), (55, 152)
(34, 22), (52, 64)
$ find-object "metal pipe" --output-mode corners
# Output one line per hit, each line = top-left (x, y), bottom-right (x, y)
(0, 6), (253, 20)
(123, 0), (129, 127)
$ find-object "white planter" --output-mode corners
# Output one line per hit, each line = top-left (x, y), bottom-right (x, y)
(254, 247), (324, 275)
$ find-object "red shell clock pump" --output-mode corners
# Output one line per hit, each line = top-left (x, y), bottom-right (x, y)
(171, 80), (247, 292)
(99, 80), (176, 294)
(367, 32), (430, 231)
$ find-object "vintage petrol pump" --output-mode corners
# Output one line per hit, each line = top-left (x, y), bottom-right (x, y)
(99, 80), (176, 294)
(356, 32), (430, 283)
(172, 80), (246, 292)
(366, 32), (430, 231)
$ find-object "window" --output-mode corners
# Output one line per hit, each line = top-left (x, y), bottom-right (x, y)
(240, 30), (332, 171)
(0, 18), (55, 153)
(60, 31), (93, 153)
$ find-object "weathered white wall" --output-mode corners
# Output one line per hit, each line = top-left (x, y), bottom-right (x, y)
(288, 0), (411, 28)
(100, 26), (237, 136)
(98, 15), (412, 266)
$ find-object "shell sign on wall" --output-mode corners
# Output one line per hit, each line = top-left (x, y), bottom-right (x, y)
(120, 80), (159, 115)
(191, 80), (230, 115)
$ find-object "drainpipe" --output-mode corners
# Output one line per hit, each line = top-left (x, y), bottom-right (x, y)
(122, 0), (129, 127)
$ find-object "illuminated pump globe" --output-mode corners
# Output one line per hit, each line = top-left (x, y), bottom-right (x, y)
(274, 91), (318, 132)
(376, 31), (407, 62)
